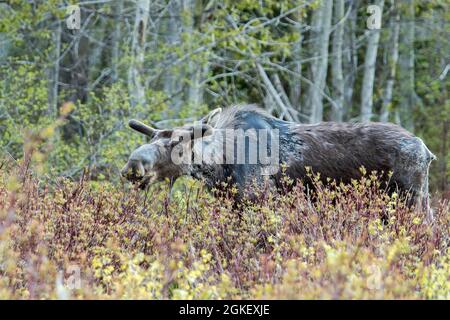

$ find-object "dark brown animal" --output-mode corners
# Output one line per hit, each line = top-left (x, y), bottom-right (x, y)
(121, 105), (436, 221)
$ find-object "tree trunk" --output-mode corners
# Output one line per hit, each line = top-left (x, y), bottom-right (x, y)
(257, 64), (294, 122)
(161, 0), (183, 115)
(111, 0), (124, 82)
(49, 20), (61, 116)
(289, 10), (303, 114)
(360, 0), (384, 121)
(397, 0), (418, 131)
(380, 11), (400, 122)
(185, 0), (205, 110)
(330, 0), (345, 121)
(343, 4), (358, 121)
(305, 0), (333, 123)
(128, 0), (151, 108)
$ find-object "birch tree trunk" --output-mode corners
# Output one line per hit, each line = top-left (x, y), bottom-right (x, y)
(111, 0), (124, 82)
(380, 11), (400, 122)
(330, 0), (345, 121)
(397, 0), (418, 131)
(161, 0), (183, 115)
(360, 0), (384, 121)
(343, 5), (358, 119)
(128, 0), (151, 108)
(289, 10), (303, 114)
(49, 20), (61, 116)
(88, 16), (106, 96)
(184, 0), (205, 110)
(305, 0), (333, 123)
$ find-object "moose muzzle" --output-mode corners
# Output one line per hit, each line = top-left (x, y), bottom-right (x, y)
(121, 160), (145, 182)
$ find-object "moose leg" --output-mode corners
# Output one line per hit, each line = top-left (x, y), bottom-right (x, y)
(399, 171), (431, 222)
(396, 138), (435, 223)
(398, 166), (433, 224)
(418, 164), (433, 223)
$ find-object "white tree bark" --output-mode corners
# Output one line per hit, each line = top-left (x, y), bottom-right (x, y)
(360, 0), (384, 122)
(289, 10), (303, 114)
(111, 0), (124, 82)
(305, 0), (333, 123)
(128, 0), (151, 108)
(380, 11), (400, 122)
(184, 0), (206, 109)
(397, 0), (418, 131)
(49, 20), (61, 116)
(272, 73), (299, 121)
(257, 64), (294, 122)
(343, 5), (358, 117)
(161, 0), (183, 114)
(330, 0), (345, 122)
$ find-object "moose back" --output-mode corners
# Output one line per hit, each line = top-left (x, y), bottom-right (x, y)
(121, 105), (436, 221)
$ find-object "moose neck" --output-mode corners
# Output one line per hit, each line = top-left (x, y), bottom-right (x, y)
(182, 127), (287, 190)
(181, 131), (228, 187)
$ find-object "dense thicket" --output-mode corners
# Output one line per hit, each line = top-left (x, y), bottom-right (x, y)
(0, 161), (448, 299)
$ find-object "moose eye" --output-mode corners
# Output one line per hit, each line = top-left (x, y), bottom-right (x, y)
(170, 135), (184, 145)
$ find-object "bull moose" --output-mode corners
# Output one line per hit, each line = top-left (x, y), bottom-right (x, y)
(121, 104), (435, 221)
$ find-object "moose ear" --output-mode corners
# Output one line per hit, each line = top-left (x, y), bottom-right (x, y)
(201, 107), (222, 126)
(191, 124), (214, 140)
(128, 119), (158, 137)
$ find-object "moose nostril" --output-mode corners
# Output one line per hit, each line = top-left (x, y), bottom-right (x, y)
(135, 161), (146, 178)
(121, 160), (145, 181)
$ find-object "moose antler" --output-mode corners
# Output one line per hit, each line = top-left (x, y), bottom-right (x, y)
(128, 119), (158, 137)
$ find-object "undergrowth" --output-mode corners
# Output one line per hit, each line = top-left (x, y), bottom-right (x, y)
(0, 160), (448, 299)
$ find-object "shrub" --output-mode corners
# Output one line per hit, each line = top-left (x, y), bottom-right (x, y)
(0, 159), (448, 299)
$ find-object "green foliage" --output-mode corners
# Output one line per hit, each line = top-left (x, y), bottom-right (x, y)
(0, 62), (51, 157)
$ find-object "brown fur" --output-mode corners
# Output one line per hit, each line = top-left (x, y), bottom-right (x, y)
(123, 104), (436, 221)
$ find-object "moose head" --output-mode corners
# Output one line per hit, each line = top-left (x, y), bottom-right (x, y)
(121, 108), (222, 188)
